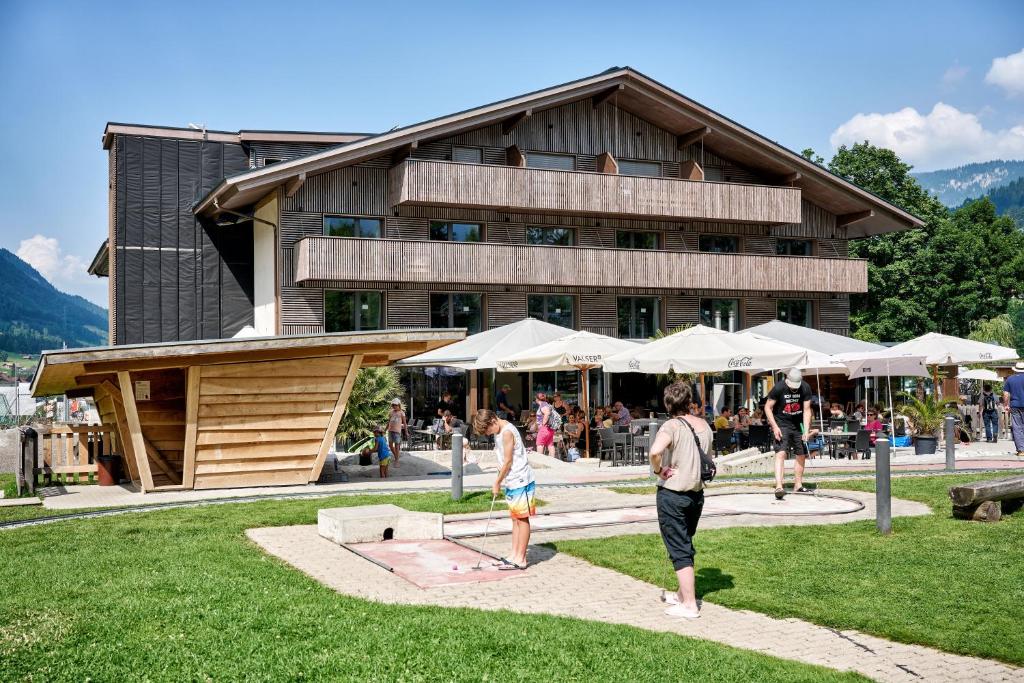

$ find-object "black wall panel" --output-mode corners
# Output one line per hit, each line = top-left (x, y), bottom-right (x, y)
(113, 134), (253, 344)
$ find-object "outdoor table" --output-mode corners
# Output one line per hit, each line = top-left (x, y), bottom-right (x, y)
(822, 431), (858, 459)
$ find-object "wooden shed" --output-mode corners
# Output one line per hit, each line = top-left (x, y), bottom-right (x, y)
(30, 329), (463, 492)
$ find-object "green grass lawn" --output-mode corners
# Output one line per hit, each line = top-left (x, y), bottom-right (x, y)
(554, 474), (1024, 665)
(0, 491), (860, 681)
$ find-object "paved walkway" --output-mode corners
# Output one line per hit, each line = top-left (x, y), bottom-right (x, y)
(250, 520), (1021, 683)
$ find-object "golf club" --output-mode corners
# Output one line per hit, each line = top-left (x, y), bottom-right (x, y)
(472, 493), (498, 571)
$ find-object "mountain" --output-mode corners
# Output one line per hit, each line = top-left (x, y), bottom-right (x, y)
(913, 160), (1024, 207)
(984, 176), (1024, 227)
(0, 248), (108, 353)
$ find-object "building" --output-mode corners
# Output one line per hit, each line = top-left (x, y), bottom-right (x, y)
(90, 67), (922, 416)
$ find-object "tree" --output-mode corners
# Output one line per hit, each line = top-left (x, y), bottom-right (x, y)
(970, 299), (1024, 356)
(335, 367), (404, 446)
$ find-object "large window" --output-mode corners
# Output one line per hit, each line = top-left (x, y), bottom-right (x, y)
(324, 215), (383, 238)
(431, 293), (483, 334)
(526, 226), (574, 246)
(700, 299), (739, 331)
(618, 159), (661, 177)
(778, 299), (813, 328)
(528, 295), (574, 329)
(698, 235), (738, 253)
(618, 297), (660, 338)
(526, 152), (575, 170)
(430, 221), (482, 242)
(777, 239), (814, 256)
(325, 291), (382, 332)
(616, 230), (659, 250)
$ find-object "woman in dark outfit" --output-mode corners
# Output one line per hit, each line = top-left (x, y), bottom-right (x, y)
(649, 381), (712, 619)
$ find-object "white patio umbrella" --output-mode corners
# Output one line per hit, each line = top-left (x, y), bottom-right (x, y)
(497, 331), (641, 456)
(958, 368), (1001, 382)
(884, 332), (1017, 398)
(396, 318), (574, 370)
(837, 349), (929, 425)
(603, 324), (808, 375)
(743, 336), (846, 425)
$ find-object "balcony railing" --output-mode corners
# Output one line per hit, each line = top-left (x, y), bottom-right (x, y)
(388, 159), (802, 224)
(294, 237), (867, 294)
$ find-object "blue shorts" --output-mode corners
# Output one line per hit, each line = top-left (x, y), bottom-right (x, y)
(504, 481), (537, 519)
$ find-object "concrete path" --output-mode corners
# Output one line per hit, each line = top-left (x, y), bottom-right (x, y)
(250, 521), (1021, 683)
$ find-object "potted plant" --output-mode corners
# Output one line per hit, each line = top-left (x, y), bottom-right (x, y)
(897, 394), (957, 455)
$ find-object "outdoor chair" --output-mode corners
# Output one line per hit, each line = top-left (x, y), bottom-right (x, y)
(845, 419), (862, 433)
(829, 418), (845, 431)
(596, 428), (626, 466)
(747, 425), (770, 452)
(855, 429), (872, 459)
(712, 428), (734, 457)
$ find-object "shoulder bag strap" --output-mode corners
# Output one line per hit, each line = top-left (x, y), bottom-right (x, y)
(675, 417), (716, 471)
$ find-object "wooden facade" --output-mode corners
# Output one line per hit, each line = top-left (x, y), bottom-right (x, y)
(388, 159), (802, 224)
(31, 330), (463, 492)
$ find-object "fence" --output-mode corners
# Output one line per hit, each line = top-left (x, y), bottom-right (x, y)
(37, 424), (111, 484)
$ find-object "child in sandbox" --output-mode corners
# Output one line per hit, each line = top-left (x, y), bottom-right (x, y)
(372, 426), (395, 478)
(473, 409), (535, 570)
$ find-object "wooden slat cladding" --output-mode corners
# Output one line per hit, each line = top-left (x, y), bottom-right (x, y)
(249, 141), (336, 168)
(487, 293), (527, 328)
(386, 291), (430, 328)
(487, 222), (527, 244)
(280, 288), (323, 325)
(192, 356), (352, 489)
(387, 216), (429, 240)
(283, 166), (388, 215)
(819, 296), (850, 331)
(295, 237), (867, 294)
(281, 211), (323, 247)
(579, 294), (618, 335)
(666, 295), (699, 328)
(390, 160), (802, 225)
(744, 298), (778, 327)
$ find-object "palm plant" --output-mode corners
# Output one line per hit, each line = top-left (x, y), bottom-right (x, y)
(897, 393), (957, 437)
(335, 366), (404, 446)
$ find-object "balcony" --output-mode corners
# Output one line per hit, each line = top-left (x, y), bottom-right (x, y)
(388, 159), (802, 224)
(294, 237), (867, 294)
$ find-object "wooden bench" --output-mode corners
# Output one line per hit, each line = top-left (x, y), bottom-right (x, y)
(949, 475), (1024, 522)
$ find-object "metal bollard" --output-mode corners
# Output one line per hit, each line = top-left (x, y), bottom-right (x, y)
(875, 437), (891, 534)
(451, 434), (464, 501)
(648, 421), (660, 477)
(944, 416), (956, 472)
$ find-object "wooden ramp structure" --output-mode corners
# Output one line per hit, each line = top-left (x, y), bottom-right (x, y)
(30, 329), (463, 492)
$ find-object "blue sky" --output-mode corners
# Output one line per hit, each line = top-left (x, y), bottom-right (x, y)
(1, 0), (1022, 307)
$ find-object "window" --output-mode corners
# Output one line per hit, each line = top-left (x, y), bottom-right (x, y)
(618, 159), (661, 177)
(452, 146), (483, 163)
(430, 221), (482, 242)
(698, 235), (739, 253)
(431, 293), (483, 334)
(616, 230), (659, 250)
(526, 152), (575, 171)
(325, 291), (382, 332)
(617, 297), (660, 338)
(700, 299), (739, 331)
(528, 295), (574, 328)
(324, 215), (382, 238)
(262, 157), (283, 167)
(777, 239), (814, 256)
(526, 226), (574, 246)
(778, 299), (813, 327)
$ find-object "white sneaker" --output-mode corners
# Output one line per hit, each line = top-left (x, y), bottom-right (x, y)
(661, 590), (680, 605)
(664, 603), (700, 619)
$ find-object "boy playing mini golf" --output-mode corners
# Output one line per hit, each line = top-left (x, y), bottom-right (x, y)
(373, 426), (394, 478)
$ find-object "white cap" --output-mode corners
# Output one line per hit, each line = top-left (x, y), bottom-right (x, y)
(391, 398), (402, 405)
(1014, 362), (1024, 373)
(784, 368), (803, 389)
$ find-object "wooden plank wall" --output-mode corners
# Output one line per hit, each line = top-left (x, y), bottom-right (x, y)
(191, 356), (352, 490)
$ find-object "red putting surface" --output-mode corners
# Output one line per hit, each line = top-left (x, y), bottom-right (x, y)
(348, 539), (528, 588)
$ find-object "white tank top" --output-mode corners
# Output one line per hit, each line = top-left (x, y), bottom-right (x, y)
(496, 422), (534, 489)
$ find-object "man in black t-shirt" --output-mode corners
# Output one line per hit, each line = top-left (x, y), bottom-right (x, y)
(765, 368), (812, 500)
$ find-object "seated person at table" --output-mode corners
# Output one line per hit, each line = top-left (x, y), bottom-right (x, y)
(749, 408), (765, 426)
(829, 403), (846, 420)
(436, 391), (457, 419)
(612, 401), (631, 427)
(713, 407), (732, 431)
(436, 410), (466, 449)
(552, 393), (568, 417)
(732, 407), (751, 447)
(688, 401), (703, 417)
(853, 402), (866, 422)
(864, 410), (884, 446)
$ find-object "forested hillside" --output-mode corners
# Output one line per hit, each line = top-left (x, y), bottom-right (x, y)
(914, 160), (1024, 207)
(983, 176), (1024, 227)
(0, 248), (107, 353)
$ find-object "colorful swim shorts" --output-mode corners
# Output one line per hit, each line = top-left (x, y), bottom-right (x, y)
(504, 481), (537, 519)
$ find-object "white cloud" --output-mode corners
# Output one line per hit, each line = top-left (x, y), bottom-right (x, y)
(985, 48), (1024, 96)
(829, 102), (1024, 170)
(16, 235), (107, 308)
(942, 63), (969, 89)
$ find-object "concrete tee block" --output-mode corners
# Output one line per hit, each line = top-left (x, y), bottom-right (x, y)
(318, 504), (443, 544)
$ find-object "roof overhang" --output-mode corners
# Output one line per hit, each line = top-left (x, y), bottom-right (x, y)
(87, 239), (109, 277)
(102, 123), (371, 150)
(193, 67), (923, 237)
(31, 328), (464, 397)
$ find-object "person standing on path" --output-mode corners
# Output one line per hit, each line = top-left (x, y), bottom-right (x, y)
(765, 368), (813, 499)
(473, 409), (536, 569)
(534, 392), (557, 459)
(1002, 362), (1024, 456)
(981, 384), (999, 443)
(650, 381), (711, 619)
(387, 398), (407, 468)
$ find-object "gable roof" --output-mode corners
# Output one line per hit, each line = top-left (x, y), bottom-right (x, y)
(193, 67), (924, 237)
(101, 122), (372, 150)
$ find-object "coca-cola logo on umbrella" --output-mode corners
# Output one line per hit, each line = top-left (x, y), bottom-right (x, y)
(727, 356), (753, 368)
